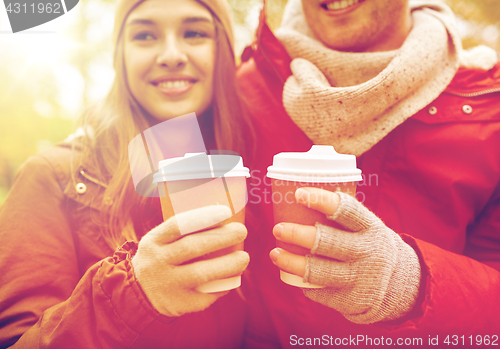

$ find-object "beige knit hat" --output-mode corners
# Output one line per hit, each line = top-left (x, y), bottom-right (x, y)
(112, 0), (234, 60)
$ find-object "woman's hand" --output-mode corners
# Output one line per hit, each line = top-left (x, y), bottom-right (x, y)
(270, 188), (421, 324)
(132, 205), (249, 317)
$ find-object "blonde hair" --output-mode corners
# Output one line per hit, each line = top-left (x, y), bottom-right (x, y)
(78, 2), (253, 249)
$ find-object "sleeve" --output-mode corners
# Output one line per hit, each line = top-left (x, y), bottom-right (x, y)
(379, 189), (500, 335)
(0, 155), (159, 348)
(381, 130), (500, 334)
(0, 155), (246, 348)
(6, 243), (172, 348)
(398, 234), (500, 334)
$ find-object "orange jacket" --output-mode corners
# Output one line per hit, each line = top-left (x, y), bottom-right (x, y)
(0, 143), (246, 348)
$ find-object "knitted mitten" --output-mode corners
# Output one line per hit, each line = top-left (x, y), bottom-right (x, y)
(304, 192), (421, 324)
(132, 205), (249, 317)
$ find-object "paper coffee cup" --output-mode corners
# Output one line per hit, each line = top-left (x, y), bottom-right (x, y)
(267, 145), (362, 288)
(153, 152), (250, 293)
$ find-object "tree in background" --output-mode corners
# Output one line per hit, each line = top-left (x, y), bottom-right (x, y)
(0, 0), (498, 206)
(448, 0), (500, 52)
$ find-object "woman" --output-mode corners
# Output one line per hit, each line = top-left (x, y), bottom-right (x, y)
(0, 0), (252, 347)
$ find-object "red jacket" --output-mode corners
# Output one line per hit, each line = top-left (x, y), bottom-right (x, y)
(0, 143), (246, 348)
(237, 9), (500, 348)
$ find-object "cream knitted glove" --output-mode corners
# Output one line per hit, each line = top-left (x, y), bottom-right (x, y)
(303, 192), (421, 324)
(132, 205), (249, 317)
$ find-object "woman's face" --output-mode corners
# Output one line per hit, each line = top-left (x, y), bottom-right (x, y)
(124, 0), (216, 121)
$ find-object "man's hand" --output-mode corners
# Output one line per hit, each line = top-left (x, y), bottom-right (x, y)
(270, 188), (421, 324)
(269, 187), (339, 277)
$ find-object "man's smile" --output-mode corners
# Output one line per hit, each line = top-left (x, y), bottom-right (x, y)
(320, 0), (363, 11)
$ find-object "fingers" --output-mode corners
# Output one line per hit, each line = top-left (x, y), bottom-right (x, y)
(176, 205), (233, 236)
(313, 223), (367, 261)
(168, 289), (226, 316)
(306, 255), (356, 288)
(176, 250), (250, 289)
(296, 188), (380, 232)
(328, 192), (380, 232)
(270, 248), (307, 278)
(269, 247), (355, 286)
(166, 222), (247, 265)
(295, 187), (339, 217)
(273, 223), (317, 251)
(149, 205), (233, 244)
(290, 58), (330, 88)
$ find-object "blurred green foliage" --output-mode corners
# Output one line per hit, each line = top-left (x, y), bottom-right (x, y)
(0, 53), (75, 205)
(447, 0), (500, 51)
(0, 0), (499, 206)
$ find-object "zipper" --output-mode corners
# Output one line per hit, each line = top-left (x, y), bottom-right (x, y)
(80, 169), (108, 189)
(444, 87), (500, 98)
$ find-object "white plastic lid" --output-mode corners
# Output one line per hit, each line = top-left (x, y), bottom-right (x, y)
(266, 145), (362, 183)
(153, 152), (250, 183)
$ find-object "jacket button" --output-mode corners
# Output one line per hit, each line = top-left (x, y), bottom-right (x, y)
(462, 105), (473, 114)
(76, 183), (87, 194)
(103, 196), (113, 206)
(428, 106), (438, 115)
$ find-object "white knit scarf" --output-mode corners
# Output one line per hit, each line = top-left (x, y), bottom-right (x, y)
(275, 0), (463, 156)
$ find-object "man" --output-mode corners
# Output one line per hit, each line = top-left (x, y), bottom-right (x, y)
(237, 0), (500, 347)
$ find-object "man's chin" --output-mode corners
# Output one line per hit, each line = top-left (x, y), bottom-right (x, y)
(320, 39), (369, 53)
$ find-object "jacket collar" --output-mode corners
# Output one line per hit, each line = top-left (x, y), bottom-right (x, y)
(55, 138), (110, 212)
(446, 63), (500, 96)
(241, 2), (292, 85)
(69, 135), (109, 188)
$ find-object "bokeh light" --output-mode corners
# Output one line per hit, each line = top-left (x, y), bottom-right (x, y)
(0, 0), (498, 205)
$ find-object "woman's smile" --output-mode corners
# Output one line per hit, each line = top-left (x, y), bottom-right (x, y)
(151, 75), (198, 97)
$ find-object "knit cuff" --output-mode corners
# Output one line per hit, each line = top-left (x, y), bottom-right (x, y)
(99, 242), (176, 336)
(384, 242), (422, 321)
(114, 241), (139, 260)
